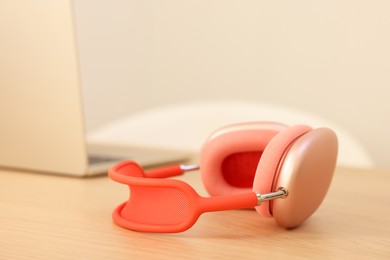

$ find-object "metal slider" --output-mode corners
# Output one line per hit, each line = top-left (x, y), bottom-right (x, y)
(256, 187), (288, 206)
(180, 164), (200, 172)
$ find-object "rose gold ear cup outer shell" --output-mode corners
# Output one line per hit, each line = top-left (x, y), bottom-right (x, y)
(271, 128), (338, 229)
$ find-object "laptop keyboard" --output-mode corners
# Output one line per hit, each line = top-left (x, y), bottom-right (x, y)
(88, 155), (123, 165)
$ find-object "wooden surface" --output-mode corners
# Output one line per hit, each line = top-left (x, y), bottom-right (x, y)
(1, 165), (389, 259)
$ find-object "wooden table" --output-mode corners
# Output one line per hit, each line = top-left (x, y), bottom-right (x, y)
(1, 165), (389, 259)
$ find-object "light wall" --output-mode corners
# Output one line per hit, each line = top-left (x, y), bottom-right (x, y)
(74, 1), (390, 168)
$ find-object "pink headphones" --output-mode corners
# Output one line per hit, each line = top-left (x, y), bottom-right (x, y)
(109, 122), (338, 233)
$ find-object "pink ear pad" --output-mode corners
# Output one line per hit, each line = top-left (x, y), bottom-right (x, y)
(253, 125), (312, 217)
(200, 122), (287, 196)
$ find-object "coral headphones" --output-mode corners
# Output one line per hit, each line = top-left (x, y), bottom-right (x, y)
(109, 122), (338, 233)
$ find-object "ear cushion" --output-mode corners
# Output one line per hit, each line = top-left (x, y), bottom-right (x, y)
(253, 125), (312, 217)
(200, 122), (287, 196)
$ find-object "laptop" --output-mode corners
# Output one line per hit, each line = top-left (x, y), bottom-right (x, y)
(0, 0), (187, 177)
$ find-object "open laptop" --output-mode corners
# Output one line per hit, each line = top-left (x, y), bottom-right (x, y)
(0, 0), (187, 177)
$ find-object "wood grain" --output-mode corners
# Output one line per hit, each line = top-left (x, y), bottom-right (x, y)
(1, 166), (389, 259)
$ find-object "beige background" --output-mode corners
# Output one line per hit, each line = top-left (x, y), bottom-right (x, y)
(73, 1), (389, 168)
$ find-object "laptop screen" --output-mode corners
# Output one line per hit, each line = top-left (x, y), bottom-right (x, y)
(0, 0), (89, 175)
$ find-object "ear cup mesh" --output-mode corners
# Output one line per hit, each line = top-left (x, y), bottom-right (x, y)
(121, 186), (191, 226)
(253, 125), (312, 217)
(221, 151), (262, 188)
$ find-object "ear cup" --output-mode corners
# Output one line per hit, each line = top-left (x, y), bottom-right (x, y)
(253, 125), (312, 217)
(200, 122), (287, 197)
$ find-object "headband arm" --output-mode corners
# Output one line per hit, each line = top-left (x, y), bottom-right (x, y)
(198, 192), (258, 213)
(145, 164), (199, 178)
